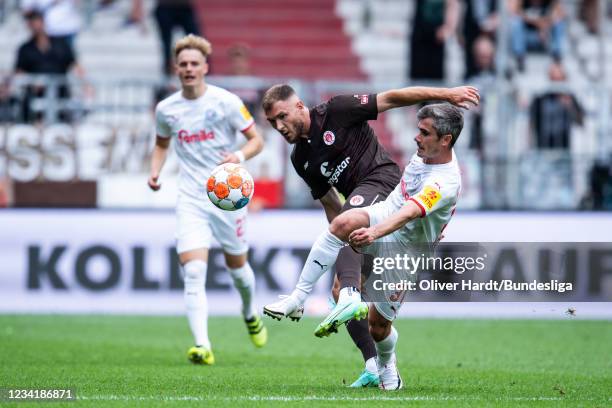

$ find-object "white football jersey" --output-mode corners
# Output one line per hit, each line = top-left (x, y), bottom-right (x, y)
(386, 151), (461, 244)
(155, 85), (255, 195)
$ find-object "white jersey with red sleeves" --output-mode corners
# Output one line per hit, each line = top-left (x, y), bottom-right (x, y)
(386, 151), (461, 244)
(155, 85), (255, 195)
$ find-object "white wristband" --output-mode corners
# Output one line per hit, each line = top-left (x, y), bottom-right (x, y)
(234, 150), (246, 163)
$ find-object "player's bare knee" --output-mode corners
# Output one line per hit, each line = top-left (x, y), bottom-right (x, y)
(329, 215), (352, 241)
(368, 321), (385, 342)
(225, 253), (247, 269)
(368, 307), (392, 341)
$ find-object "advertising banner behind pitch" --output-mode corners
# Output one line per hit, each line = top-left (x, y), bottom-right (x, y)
(1, 210), (611, 315)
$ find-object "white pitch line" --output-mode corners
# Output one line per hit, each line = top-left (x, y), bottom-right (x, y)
(78, 395), (608, 402)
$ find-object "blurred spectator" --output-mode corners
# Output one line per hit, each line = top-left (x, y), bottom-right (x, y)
(469, 35), (496, 81)
(529, 62), (583, 149)
(462, 0), (498, 80)
(578, 0), (601, 35)
(0, 76), (19, 123)
(409, 0), (459, 81)
(466, 35), (496, 150)
(228, 43), (252, 76)
(226, 43), (260, 116)
(509, 0), (566, 71)
(14, 9), (85, 122)
(587, 160), (612, 210)
(21, 0), (81, 50)
(130, 0), (201, 76)
(0, 177), (12, 207)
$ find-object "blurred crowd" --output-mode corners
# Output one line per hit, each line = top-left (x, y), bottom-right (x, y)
(0, 0), (611, 210)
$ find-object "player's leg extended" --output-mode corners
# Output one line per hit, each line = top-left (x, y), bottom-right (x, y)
(212, 209), (267, 348)
(263, 208), (370, 320)
(370, 305), (403, 390)
(313, 210), (371, 338)
(179, 248), (215, 365)
(225, 252), (267, 348)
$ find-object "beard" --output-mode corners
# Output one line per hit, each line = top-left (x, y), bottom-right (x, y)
(285, 120), (305, 144)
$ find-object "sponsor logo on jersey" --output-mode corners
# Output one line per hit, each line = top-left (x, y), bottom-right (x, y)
(349, 195), (364, 206)
(177, 129), (215, 144)
(240, 105), (253, 122)
(416, 185), (441, 210)
(323, 131), (335, 145)
(320, 162), (332, 177)
(353, 94), (369, 104)
(325, 157), (351, 185)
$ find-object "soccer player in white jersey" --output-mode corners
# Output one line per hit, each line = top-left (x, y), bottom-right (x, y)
(148, 34), (267, 365)
(267, 103), (466, 390)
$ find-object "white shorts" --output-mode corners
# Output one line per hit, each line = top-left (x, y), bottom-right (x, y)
(372, 299), (403, 322)
(364, 200), (407, 321)
(362, 200), (408, 249)
(176, 193), (248, 255)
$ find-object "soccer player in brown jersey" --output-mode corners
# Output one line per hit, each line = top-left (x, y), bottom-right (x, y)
(261, 84), (478, 387)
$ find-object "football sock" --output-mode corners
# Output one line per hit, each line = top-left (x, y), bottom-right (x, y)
(347, 317), (378, 363)
(183, 260), (210, 349)
(335, 246), (362, 289)
(228, 263), (257, 320)
(292, 230), (344, 303)
(375, 326), (398, 367)
(365, 357), (378, 374)
(338, 286), (361, 304)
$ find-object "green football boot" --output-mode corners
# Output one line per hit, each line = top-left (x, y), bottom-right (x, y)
(314, 301), (368, 338)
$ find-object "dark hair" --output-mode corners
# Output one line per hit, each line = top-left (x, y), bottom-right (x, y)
(24, 9), (44, 20)
(416, 103), (464, 147)
(262, 84), (296, 112)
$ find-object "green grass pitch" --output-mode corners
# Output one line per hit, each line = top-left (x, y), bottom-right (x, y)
(0, 315), (610, 407)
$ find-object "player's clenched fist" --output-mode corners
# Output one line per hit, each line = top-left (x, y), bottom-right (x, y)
(148, 174), (161, 191)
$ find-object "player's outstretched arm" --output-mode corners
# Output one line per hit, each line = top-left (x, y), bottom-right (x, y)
(348, 201), (422, 247)
(220, 125), (264, 164)
(376, 86), (480, 112)
(148, 136), (170, 191)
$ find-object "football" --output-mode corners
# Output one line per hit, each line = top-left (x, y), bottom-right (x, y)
(206, 163), (254, 211)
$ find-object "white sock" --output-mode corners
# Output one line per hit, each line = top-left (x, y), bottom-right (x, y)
(292, 229), (344, 303)
(375, 326), (398, 367)
(338, 286), (361, 304)
(183, 260), (210, 349)
(229, 263), (257, 320)
(365, 357), (378, 374)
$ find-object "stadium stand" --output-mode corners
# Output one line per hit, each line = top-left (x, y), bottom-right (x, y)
(0, 0), (610, 209)
(195, 0), (366, 80)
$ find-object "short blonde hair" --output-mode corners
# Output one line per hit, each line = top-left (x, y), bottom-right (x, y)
(174, 34), (212, 59)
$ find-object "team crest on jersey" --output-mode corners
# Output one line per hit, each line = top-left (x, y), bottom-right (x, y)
(204, 109), (220, 122)
(323, 131), (335, 145)
(349, 195), (364, 206)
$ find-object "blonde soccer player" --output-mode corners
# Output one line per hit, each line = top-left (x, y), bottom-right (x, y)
(149, 34), (266, 365)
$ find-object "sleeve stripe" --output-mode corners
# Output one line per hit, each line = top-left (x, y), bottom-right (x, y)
(241, 121), (255, 133)
(408, 198), (426, 217)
